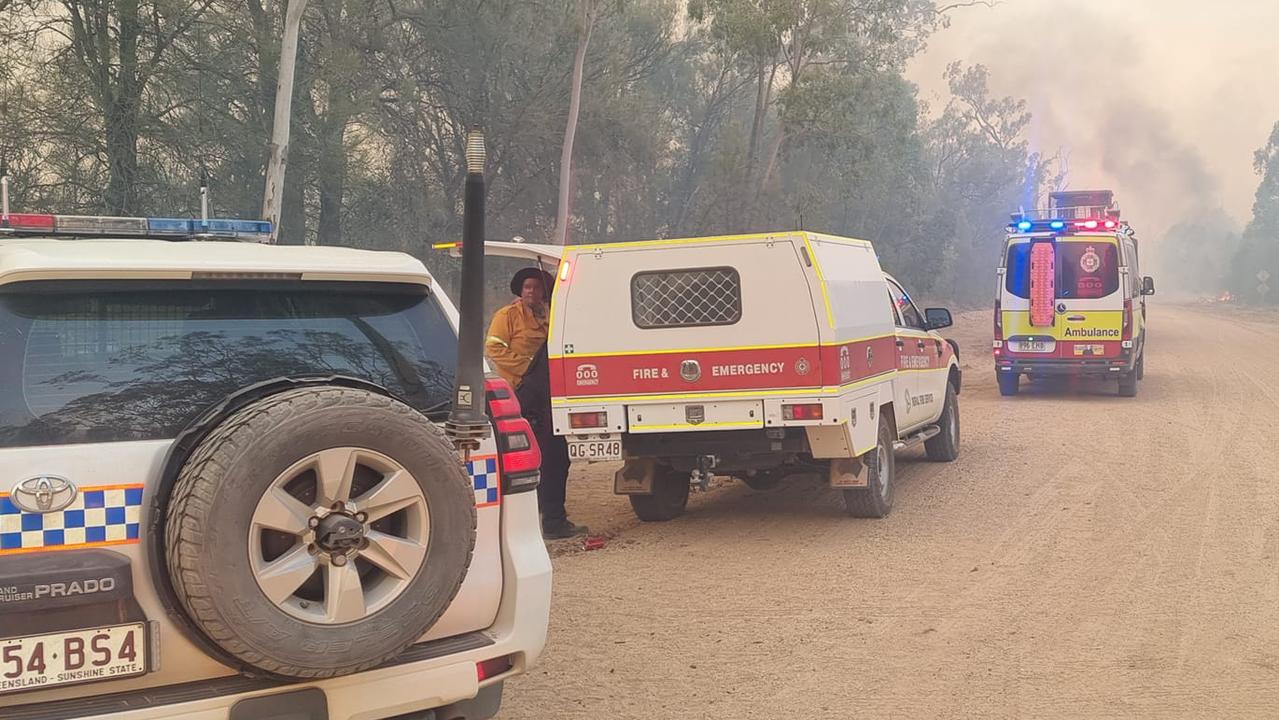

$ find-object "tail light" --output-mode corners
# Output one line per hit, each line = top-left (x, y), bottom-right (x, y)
(782, 403), (824, 421)
(477, 655), (513, 681)
(484, 377), (540, 494)
(1122, 299), (1133, 340)
(484, 377), (521, 419)
(569, 411), (607, 430)
(993, 298), (1003, 340)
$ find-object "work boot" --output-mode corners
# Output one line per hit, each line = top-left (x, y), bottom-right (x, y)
(542, 519), (588, 540)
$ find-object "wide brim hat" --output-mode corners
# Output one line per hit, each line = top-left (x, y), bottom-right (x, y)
(510, 267), (555, 297)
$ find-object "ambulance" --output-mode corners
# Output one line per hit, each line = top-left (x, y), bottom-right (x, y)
(994, 190), (1155, 397)
(462, 232), (962, 520)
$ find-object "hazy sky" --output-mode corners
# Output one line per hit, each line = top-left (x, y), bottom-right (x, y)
(906, 0), (1279, 239)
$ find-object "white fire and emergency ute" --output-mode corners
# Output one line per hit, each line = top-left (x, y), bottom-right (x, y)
(466, 232), (962, 520)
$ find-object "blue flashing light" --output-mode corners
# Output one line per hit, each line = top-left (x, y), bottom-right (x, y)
(197, 218), (273, 237)
(228, 219), (272, 235)
(147, 218), (194, 235)
(1049, 220), (1066, 231)
(1016, 220), (1033, 233)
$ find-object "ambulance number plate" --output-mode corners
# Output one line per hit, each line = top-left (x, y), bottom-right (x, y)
(1012, 339), (1054, 353)
(568, 439), (622, 462)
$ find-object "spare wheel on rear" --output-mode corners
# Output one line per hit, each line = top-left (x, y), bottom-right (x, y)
(164, 386), (477, 679)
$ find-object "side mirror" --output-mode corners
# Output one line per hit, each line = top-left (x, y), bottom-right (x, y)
(924, 307), (953, 330)
(1141, 276), (1155, 296)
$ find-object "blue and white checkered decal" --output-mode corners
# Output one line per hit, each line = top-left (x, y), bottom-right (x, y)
(469, 457), (501, 508)
(1, 485), (144, 554)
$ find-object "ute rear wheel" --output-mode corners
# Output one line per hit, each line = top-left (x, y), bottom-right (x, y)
(165, 386), (476, 679)
(843, 414), (896, 518)
(629, 466), (690, 522)
(925, 383), (960, 462)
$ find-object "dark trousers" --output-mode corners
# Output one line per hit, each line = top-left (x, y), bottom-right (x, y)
(533, 424), (571, 525)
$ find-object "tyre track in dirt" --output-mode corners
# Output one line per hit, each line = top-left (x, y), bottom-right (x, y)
(500, 305), (1279, 719)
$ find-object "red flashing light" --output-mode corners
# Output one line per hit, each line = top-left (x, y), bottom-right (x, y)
(1077, 220), (1099, 230)
(1122, 299), (1133, 341)
(1103, 220), (1118, 230)
(3, 213), (55, 231)
(994, 298), (1003, 339)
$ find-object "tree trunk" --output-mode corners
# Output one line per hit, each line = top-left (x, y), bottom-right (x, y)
(315, 159), (345, 246)
(315, 115), (347, 246)
(757, 123), (785, 204)
(104, 0), (142, 215)
(278, 153), (309, 245)
(553, 0), (596, 246)
(103, 102), (140, 214)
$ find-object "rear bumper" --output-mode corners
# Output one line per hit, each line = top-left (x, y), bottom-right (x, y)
(996, 356), (1134, 376)
(7, 493), (552, 720)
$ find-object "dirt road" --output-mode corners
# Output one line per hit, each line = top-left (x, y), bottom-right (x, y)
(501, 304), (1279, 719)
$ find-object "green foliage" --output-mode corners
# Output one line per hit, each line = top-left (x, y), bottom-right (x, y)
(1, 0), (1049, 305)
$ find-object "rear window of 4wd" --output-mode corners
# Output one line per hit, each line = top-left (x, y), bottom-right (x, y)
(1005, 241), (1119, 299)
(630, 267), (742, 329)
(0, 282), (457, 448)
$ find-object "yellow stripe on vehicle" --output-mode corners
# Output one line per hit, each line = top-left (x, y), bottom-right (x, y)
(563, 231), (873, 254)
(802, 234), (837, 330)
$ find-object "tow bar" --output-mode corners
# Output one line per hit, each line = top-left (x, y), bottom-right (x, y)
(690, 455), (717, 492)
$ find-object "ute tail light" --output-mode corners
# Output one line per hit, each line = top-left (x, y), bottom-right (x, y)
(994, 298), (1003, 339)
(569, 411), (607, 430)
(484, 377), (540, 494)
(1122, 299), (1133, 340)
(782, 403), (824, 421)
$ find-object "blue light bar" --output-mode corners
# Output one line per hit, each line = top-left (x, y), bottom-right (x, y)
(147, 218), (194, 235)
(195, 219), (272, 239)
(1049, 220), (1066, 231)
(1017, 220), (1033, 232)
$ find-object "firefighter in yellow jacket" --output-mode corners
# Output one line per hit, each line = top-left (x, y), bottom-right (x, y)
(486, 268), (585, 539)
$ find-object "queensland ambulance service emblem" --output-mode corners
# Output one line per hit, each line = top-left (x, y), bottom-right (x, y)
(795, 357), (812, 376)
(1080, 246), (1101, 274)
